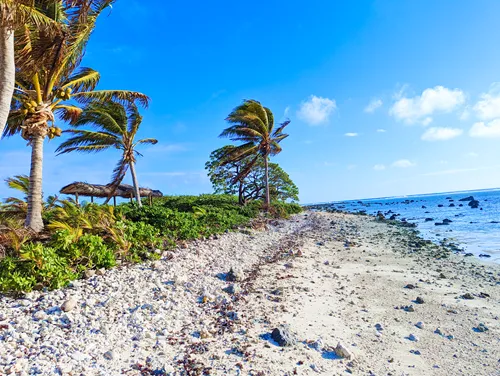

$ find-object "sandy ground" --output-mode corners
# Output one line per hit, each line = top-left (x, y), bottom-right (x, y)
(0, 211), (499, 375)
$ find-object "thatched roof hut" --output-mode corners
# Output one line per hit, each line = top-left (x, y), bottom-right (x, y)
(60, 182), (162, 204)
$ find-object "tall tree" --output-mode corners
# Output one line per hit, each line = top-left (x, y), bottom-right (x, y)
(206, 147), (299, 204)
(0, 0), (57, 139)
(4, 0), (149, 232)
(56, 101), (157, 207)
(220, 100), (290, 208)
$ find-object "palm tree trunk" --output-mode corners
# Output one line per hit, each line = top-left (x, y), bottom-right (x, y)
(264, 155), (270, 210)
(129, 161), (142, 207)
(0, 27), (15, 139)
(25, 135), (45, 232)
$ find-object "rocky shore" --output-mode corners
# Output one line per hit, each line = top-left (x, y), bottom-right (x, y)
(0, 211), (499, 375)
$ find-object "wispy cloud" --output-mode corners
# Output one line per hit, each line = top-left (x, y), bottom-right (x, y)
(364, 98), (383, 113)
(392, 159), (416, 168)
(344, 132), (358, 137)
(297, 95), (337, 125)
(421, 127), (463, 141)
(376, 129), (387, 133)
(473, 83), (500, 120)
(373, 164), (386, 171)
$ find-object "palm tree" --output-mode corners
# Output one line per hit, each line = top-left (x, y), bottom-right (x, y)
(4, 175), (30, 213)
(56, 101), (158, 207)
(4, 0), (149, 232)
(220, 100), (290, 209)
(0, 0), (58, 138)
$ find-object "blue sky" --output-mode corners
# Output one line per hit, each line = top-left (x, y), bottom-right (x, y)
(3, 0), (500, 203)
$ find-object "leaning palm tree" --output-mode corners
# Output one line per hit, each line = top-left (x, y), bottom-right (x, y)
(56, 101), (158, 207)
(0, 0), (58, 138)
(4, 0), (149, 232)
(219, 100), (290, 208)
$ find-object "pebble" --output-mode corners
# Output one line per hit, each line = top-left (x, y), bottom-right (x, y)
(408, 334), (419, 342)
(60, 298), (78, 312)
(415, 322), (424, 329)
(415, 297), (425, 304)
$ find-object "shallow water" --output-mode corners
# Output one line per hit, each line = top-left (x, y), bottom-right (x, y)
(315, 189), (500, 263)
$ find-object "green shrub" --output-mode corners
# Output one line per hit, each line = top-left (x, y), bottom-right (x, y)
(0, 243), (76, 292)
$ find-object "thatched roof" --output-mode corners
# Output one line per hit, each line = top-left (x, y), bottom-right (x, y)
(60, 182), (163, 198)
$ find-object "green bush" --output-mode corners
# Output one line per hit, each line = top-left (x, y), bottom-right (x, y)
(0, 243), (76, 292)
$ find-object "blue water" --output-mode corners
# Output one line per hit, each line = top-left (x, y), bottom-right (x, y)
(316, 189), (500, 263)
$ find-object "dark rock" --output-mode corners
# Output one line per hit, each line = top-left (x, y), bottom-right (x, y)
(438, 204), (444, 208)
(464, 253), (474, 257)
(479, 292), (490, 298)
(271, 325), (298, 347)
(425, 218), (434, 222)
(422, 206), (427, 209)
(468, 200), (480, 209)
(449, 203), (455, 207)
(479, 254), (491, 258)
(443, 219), (453, 224)
(405, 284), (417, 289)
(435, 222), (449, 226)
(415, 297), (425, 304)
(459, 196), (475, 202)
(459, 204), (463, 207)
(461, 293), (474, 300)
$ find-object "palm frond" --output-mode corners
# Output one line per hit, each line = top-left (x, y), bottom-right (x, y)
(134, 138), (158, 147)
(56, 129), (120, 155)
(5, 175), (30, 195)
(54, 104), (83, 123)
(73, 90), (150, 108)
(61, 67), (100, 92)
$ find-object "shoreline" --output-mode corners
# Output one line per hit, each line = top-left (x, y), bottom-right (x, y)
(0, 211), (499, 375)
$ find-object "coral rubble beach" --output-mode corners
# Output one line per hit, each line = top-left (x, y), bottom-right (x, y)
(0, 211), (499, 375)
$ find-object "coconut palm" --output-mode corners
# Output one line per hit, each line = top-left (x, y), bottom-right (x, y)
(219, 100), (290, 209)
(0, 0), (58, 139)
(56, 101), (158, 207)
(4, 0), (149, 232)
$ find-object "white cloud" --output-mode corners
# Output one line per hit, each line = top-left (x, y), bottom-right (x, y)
(364, 99), (383, 113)
(421, 127), (463, 141)
(373, 164), (386, 171)
(392, 159), (416, 168)
(344, 132), (358, 137)
(469, 119), (500, 138)
(389, 86), (465, 125)
(376, 129), (387, 133)
(297, 95), (336, 125)
(473, 83), (500, 120)
(284, 106), (290, 117)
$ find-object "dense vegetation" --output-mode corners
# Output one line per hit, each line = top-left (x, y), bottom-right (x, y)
(0, 195), (301, 293)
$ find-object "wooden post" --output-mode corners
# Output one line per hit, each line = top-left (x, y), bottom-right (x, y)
(130, 193), (133, 204)
(75, 193), (79, 206)
(91, 196), (94, 204)
(113, 196), (116, 207)
(149, 194), (152, 206)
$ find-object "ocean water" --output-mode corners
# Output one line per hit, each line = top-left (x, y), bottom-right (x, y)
(315, 189), (500, 263)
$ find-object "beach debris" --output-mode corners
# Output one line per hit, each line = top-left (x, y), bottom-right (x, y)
(271, 325), (297, 347)
(60, 298), (78, 312)
(334, 342), (354, 360)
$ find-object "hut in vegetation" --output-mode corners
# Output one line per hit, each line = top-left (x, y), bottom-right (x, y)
(60, 182), (163, 205)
